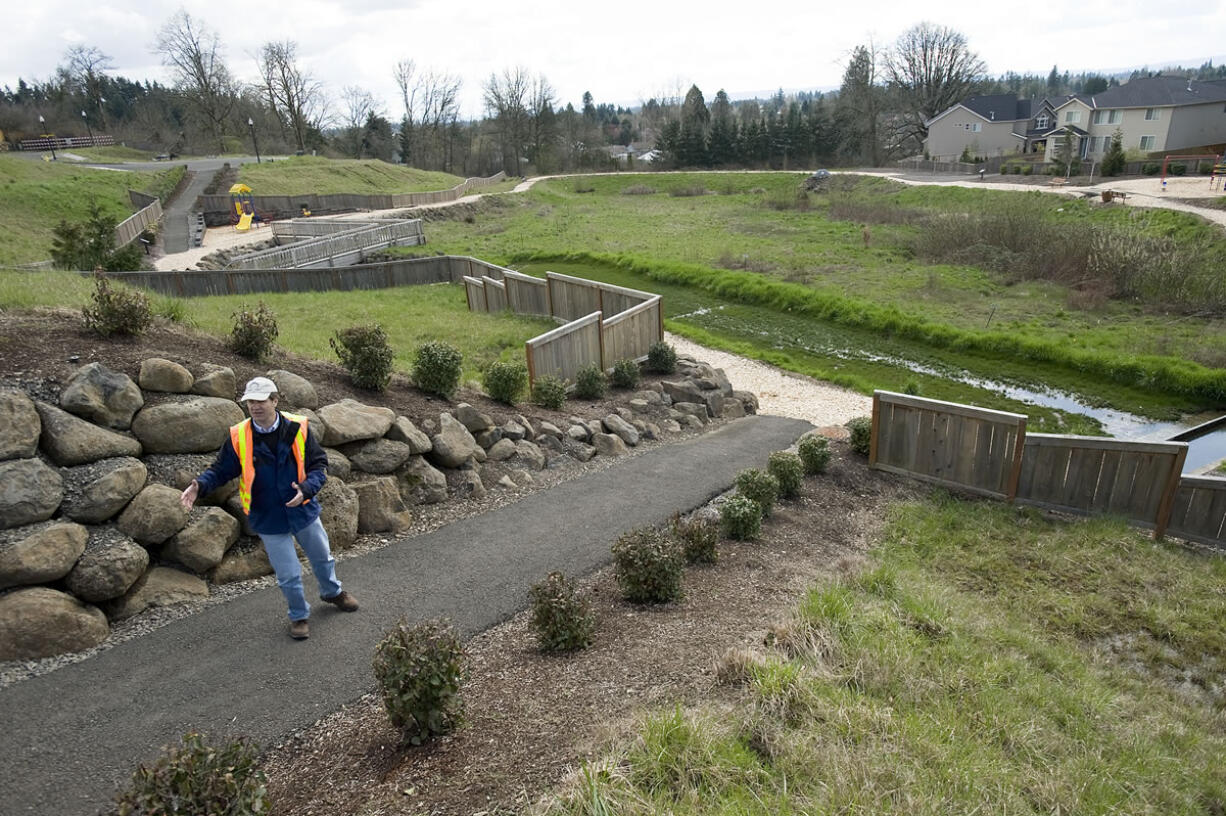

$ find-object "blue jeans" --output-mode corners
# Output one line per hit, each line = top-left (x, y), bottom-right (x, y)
(260, 518), (342, 621)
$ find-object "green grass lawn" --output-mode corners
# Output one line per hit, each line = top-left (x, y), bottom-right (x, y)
(0, 154), (184, 266)
(61, 145), (162, 163)
(237, 156), (465, 196)
(545, 495), (1226, 815)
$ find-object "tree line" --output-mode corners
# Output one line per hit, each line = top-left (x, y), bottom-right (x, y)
(3, 14), (1223, 175)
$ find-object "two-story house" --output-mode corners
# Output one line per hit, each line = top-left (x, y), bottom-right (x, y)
(925, 76), (1226, 164)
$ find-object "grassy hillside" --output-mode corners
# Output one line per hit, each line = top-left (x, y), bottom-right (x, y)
(547, 495), (1226, 814)
(236, 156), (465, 196)
(0, 154), (183, 266)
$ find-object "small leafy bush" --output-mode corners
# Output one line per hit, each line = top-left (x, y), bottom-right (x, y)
(112, 731), (269, 816)
(669, 185), (707, 197)
(411, 340), (462, 398)
(768, 451), (803, 499)
(574, 363), (608, 399)
(372, 618), (467, 746)
(331, 324), (395, 391)
(720, 494), (762, 540)
(152, 296), (188, 324)
(484, 359), (527, 405)
(1169, 163), (1186, 176)
(1142, 163), (1160, 175)
(1021, 165), (1032, 176)
(531, 374), (567, 410)
(646, 341), (677, 374)
(228, 302), (278, 361)
(671, 514), (718, 565)
(82, 271), (152, 337)
(529, 572), (595, 652)
(622, 184), (657, 195)
(846, 416), (873, 455)
(611, 358), (641, 390)
(611, 526), (684, 604)
(797, 433), (832, 475)
(735, 468), (779, 516)
(573, 181), (595, 193)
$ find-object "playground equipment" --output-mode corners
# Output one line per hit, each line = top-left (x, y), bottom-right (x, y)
(1158, 154), (1221, 190)
(228, 183), (262, 231)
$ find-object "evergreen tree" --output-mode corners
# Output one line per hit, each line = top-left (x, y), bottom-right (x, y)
(50, 200), (143, 272)
(1100, 129), (1126, 176)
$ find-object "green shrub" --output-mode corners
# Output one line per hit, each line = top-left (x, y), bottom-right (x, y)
(532, 374), (567, 410)
(671, 514), (718, 564)
(735, 468), (779, 516)
(330, 324), (394, 391)
(669, 185), (707, 197)
(411, 340), (462, 398)
(768, 451), (803, 499)
(1021, 165), (1032, 176)
(82, 271), (151, 337)
(846, 415), (873, 455)
(646, 341), (677, 374)
(51, 200), (144, 273)
(574, 363), (608, 400)
(720, 494), (762, 540)
(113, 732), (269, 816)
(903, 377), (922, 395)
(483, 359), (527, 405)
(1142, 163), (1160, 175)
(573, 181), (595, 193)
(1169, 163), (1186, 176)
(1011, 165), (1021, 174)
(611, 357), (641, 389)
(797, 433), (832, 475)
(228, 302), (278, 361)
(622, 184), (657, 195)
(151, 296), (188, 324)
(529, 572), (595, 652)
(611, 527), (684, 604)
(372, 618), (467, 746)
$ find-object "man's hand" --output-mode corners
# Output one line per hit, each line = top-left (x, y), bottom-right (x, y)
(286, 482), (305, 507)
(179, 480), (199, 510)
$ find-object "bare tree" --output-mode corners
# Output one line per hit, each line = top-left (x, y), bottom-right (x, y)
(395, 60), (462, 169)
(885, 22), (986, 150)
(154, 11), (237, 152)
(339, 85), (380, 158)
(257, 40), (325, 151)
(483, 67), (530, 175)
(64, 45), (113, 129)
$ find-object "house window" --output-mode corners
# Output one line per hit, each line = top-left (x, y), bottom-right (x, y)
(1065, 111), (1081, 123)
(1139, 135), (1155, 150)
(1036, 114), (1050, 129)
(971, 123), (981, 132)
(1109, 110), (1122, 124)
(1145, 108), (1161, 121)
(1088, 136), (1100, 153)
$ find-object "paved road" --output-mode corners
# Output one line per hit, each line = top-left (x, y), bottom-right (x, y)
(0, 414), (813, 815)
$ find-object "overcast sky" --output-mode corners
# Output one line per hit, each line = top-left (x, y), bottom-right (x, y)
(4, 0), (1225, 119)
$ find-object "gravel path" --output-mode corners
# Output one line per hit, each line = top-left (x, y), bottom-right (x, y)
(667, 332), (871, 428)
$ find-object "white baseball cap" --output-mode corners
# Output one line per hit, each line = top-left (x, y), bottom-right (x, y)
(239, 376), (279, 402)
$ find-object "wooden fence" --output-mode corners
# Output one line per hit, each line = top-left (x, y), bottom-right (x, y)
(114, 198), (163, 248)
(870, 391), (1210, 543)
(525, 313), (604, 383)
(224, 219), (424, 269)
(197, 171), (506, 221)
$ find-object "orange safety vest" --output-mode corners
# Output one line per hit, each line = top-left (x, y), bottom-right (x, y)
(229, 413), (310, 515)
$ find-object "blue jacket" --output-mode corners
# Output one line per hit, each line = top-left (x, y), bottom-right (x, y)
(196, 412), (329, 536)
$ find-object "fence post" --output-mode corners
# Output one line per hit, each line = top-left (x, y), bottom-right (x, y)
(869, 392), (881, 467)
(1006, 417), (1027, 503)
(525, 340), (536, 387)
(1153, 446), (1189, 539)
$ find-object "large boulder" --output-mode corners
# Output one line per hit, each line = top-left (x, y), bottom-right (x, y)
(428, 413), (479, 469)
(317, 478), (359, 551)
(317, 399), (395, 446)
(143, 454), (236, 505)
(486, 438), (517, 462)
(0, 458), (63, 529)
(0, 587), (109, 661)
(661, 379), (705, 406)
(0, 390), (40, 460)
(340, 438), (413, 475)
(396, 456), (448, 505)
(323, 447), (352, 481)
(130, 397), (244, 454)
(210, 544), (273, 584)
(191, 364), (236, 399)
(162, 507), (240, 573)
(106, 567), (209, 622)
(64, 528), (149, 602)
(59, 363), (144, 430)
(266, 369), (319, 410)
(36, 402), (142, 466)
(455, 470), (486, 500)
(59, 457), (147, 524)
(117, 484), (190, 546)
(513, 439), (547, 470)
(138, 358), (194, 393)
(592, 433), (629, 457)
(386, 416), (432, 454)
(602, 414), (640, 447)
(0, 521), (88, 590)
(350, 476), (412, 533)
(455, 403), (495, 434)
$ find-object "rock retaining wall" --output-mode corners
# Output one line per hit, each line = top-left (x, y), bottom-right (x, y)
(0, 356), (756, 661)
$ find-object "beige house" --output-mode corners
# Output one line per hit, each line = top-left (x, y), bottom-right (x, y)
(925, 76), (1226, 163)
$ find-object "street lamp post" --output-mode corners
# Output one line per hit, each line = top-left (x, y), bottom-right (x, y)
(81, 110), (94, 146)
(248, 117), (261, 164)
(38, 115), (56, 160)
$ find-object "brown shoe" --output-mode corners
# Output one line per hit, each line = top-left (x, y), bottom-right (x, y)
(289, 619), (310, 639)
(323, 591), (359, 612)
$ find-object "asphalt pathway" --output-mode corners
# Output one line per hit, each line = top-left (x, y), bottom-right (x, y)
(1, 414), (813, 815)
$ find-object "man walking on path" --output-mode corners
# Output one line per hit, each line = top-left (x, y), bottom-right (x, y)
(180, 377), (358, 639)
